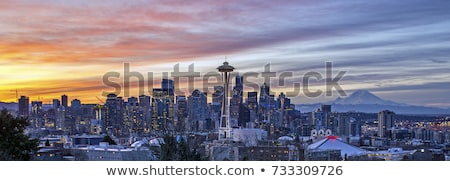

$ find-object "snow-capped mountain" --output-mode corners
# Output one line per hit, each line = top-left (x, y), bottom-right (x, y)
(298, 90), (449, 114)
(332, 90), (401, 106)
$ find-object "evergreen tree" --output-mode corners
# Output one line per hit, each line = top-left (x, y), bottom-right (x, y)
(101, 135), (117, 145)
(160, 135), (203, 161)
(45, 139), (51, 147)
(160, 135), (177, 161)
(0, 109), (38, 160)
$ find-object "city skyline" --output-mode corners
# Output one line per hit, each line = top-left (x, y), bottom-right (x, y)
(1, 1), (450, 108)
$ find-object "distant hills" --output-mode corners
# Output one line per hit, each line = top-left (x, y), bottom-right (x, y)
(0, 102), (17, 111)
(297, 90), (450, 115)
(0, 102), (54, 111)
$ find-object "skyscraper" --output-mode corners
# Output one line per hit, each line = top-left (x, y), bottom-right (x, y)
(321, 105), (335, 132)
(139, 95), (151, 134)
(259, 82), (270, 104)
(230, 75), (243, 126)
(238, 104), (250, 128)
(70, 99), (82, 134)
(151, 87), (174, 133)
(217, 61), (234, 140)
(234, 75), (243, 103)
(247, 92), (258, 123)
(52, 99), (60, 109)
(18, 96), (29, 117)
(152, 79), (175, 131)
(104, 93), (123, 136)
(161, 79), (174, 95)
(188, 90), (207, 132)
(31, 101), (43, 117)
(55, 104), (66, 131)
(277, 93), (287, 129)
(30, 101), (43, 128)
(312, 108), (324, 130)
(176, 95), (188, 132)
(71, 99), (82, 116)
(259, 82), (274, 121)
(124, 97), (144, 135)
(378, 110), (395, 138)
(61, 94), (68, 108)
(277, 93), (291, 110)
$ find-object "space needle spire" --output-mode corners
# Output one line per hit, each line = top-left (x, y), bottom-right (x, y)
(217, 61), (234, 140)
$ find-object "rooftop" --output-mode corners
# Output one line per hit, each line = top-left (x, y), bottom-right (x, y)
(308, 136), (367, 157)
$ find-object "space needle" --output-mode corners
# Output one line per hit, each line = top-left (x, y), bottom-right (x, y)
(217, 61), (234, 140)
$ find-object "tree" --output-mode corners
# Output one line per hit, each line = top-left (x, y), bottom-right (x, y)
(101, 135), (117, 145)
(160, 135), (176, 161)
(45, 139), (51, 147)
(0, 109), (38, 160)
(160, 135), (203, 161)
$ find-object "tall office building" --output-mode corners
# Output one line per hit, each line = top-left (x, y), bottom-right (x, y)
(80, 104), (97, 120)
(161, 79), (175, 131)
(321, 105), (335, 132)
(234, 75), (243, 103)
(378, 110), (395, 138)
(230, 75), (243, 126)
(259, 83), (274, 121)
(277, 93), (291, 110)
(259, 82), (270, 105)
(277, 93), (287, 128)
(124, 97), (144, 135)
(55, 104), (66, 131)
(176, 95), (188, 132)
(151, 88), (174, 132)
(161, 79), (174, 94)
(30, 101), (43, 128)
(337, 114), (360, 137)
(188, 90), (207, 132)
(247, 92), (258, 123)
(229, 97), (239, 125)
(139, 95), (151, 134)
(31, 101), (43, 117)
(70, 99), (82, 134)
(104, 93), (123, 136)
(61, 94), (68, 108)
(238, 104), (250, 128)
(18, 96), (29, 117)
(312, 108), (324, 130)
(52, 99), (60, 109)
(80, 104), (97, 134)
(71, 99), (82, 116)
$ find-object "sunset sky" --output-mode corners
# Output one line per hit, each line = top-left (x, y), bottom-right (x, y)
(1, 0), (449, 107)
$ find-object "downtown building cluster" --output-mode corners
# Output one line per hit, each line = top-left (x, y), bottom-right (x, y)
(15, 87), (450, 161)
(12, 62), (450, 161)
(16, 76), (302, 141)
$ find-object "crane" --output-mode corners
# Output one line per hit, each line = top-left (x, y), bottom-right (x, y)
(95, 96), (105, 104)
(0, 89), (32, 100)
(94, 96), (105, 110)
